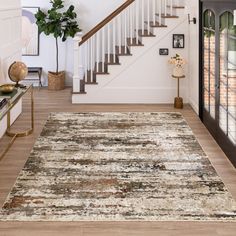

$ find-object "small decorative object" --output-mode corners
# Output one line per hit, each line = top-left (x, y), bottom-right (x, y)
(0, 84), (15, 94)
(22, 7), (40, 56)
(168, 54), (187, 109)
(173, 34), (185, 48)
(159, 48), (169, 55)
(35, 0), (81, 91)
(8, 61), (28, 88)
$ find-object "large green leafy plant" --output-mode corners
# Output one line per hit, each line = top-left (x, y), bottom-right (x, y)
(35, 0), (81, 74)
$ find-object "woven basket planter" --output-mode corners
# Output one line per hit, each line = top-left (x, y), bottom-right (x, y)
(48, 71), (65, 91)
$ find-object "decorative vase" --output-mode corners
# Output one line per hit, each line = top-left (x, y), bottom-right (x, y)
(48, 71), (65, 91)
(172, 67), (185, 78)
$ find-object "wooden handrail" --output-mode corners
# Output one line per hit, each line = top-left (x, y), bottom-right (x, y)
(79, 0), (135, 46)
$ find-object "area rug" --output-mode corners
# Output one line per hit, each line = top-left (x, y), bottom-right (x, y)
(0, 112), (236, 221)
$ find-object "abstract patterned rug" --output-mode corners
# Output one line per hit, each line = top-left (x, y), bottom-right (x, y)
(0, 112), (236, 221)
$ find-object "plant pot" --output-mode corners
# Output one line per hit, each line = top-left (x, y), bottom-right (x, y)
(48, 71), (65, 91)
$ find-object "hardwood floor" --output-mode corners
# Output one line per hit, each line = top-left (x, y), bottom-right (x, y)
(0, 88), (235, 235)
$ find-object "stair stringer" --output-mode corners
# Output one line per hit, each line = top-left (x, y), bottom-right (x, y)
(72, 15), (189, 104)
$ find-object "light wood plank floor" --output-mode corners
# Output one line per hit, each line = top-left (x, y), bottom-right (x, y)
(0, 88), (236, 236)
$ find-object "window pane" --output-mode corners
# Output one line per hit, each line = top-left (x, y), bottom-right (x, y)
(219, 106), (227, 133)
(228, 115), (236, 144)
(209, 29), (216, 118)
(219, 12), (229, 134)
(203, 10), (215, 115)
(219, 12), (236, 144)
(228, 13), (236, 144)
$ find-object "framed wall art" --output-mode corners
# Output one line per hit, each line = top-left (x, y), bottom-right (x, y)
(159, 48), (169, 55)
(22, 7), (40, 56)
(173, 34), (185, 49)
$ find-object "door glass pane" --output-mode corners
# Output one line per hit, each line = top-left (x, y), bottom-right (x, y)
(209, 24), (216, 118)
(228, 13), (236, 143)
(219, 12), (236, 144)
(203, 10), (216, 117)
(203, 10), (210, 111)
(219, 12), (228, 133)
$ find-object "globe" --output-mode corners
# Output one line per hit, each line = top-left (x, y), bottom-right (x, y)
(8, 61), (28, 87)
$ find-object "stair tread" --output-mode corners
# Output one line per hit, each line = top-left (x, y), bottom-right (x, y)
(115, 46), (132, 56)
(155, 13), (179, 18)
(95, 72), (110, 75)
(145, 21), (167, 28)
(105, 54), (119, 64)
(73, 91), (87, 95)
(138, 29), (155, 37)
(127, 38), (144, 46)
(167, 5), (185, 9)
(95, 62), (108, 73)
(106, 62), (121, 65)
(85, 82), (98, 85)
(84, 70), (96, 84)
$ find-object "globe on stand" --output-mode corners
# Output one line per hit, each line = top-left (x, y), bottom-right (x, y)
(8, 61), (28, 88)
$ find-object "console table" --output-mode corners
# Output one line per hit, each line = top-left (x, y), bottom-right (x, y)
(0, 84), (34, 161)
(27, 67), (43, 87)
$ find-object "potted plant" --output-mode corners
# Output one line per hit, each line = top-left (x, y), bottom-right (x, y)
(35, 0), (81, 90)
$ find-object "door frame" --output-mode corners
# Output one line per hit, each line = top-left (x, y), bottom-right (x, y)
(199, 0), (236, 167)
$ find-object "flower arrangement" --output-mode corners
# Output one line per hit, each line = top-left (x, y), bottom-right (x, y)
(168, 54), (187, 68)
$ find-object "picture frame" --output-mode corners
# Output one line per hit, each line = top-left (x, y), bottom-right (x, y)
(22, 7), (40, 56)
(173, 34), (185, 49)
(159, 48), (169, 56)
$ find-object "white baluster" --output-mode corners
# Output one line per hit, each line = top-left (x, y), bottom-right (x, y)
(107, 24), (110, 64)
(164, 0), (167, 16)
(118, 14), (121, 54)
(153, 0), (156, 25)
(85, 42), (88, 83)
(87, 40), (90, 83)
(147, 0), (150, 35)
(123, 10), (128, 53)
(102, 27), (105, 72)
(159, 0), (162, 25)
(129, 5), (134, 41)
(136, 0), (139, 44)
(170, 0), (173, 16)
(96, 32), (99, 73)
(90, 36), (94, 81)
(142, 0), (145, 34)
(73, 33), (82, 93)
(113, 19), (116, 62)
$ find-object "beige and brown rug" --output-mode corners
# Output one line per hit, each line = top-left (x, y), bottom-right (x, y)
(0, 112), (236, 221)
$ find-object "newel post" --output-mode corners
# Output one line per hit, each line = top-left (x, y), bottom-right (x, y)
(73, 32), (82, 93)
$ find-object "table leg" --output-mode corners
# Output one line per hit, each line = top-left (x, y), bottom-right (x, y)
(39, 69), (43, 88)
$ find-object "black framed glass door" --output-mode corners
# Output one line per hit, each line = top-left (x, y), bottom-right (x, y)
(200, 0), (236, 167)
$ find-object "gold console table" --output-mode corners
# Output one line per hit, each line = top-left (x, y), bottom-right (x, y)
(0, 84), (34, 161)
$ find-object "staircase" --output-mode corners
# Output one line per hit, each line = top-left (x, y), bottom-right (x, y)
(72, 0), (187, 104)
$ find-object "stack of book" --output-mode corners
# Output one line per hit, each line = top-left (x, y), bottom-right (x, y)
(0, 98), (7, 109)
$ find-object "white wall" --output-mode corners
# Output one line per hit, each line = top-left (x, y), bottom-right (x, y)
(186, 0), (199, 114)
(0, 0), (22, 85)
(21, 0), (125, 86)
